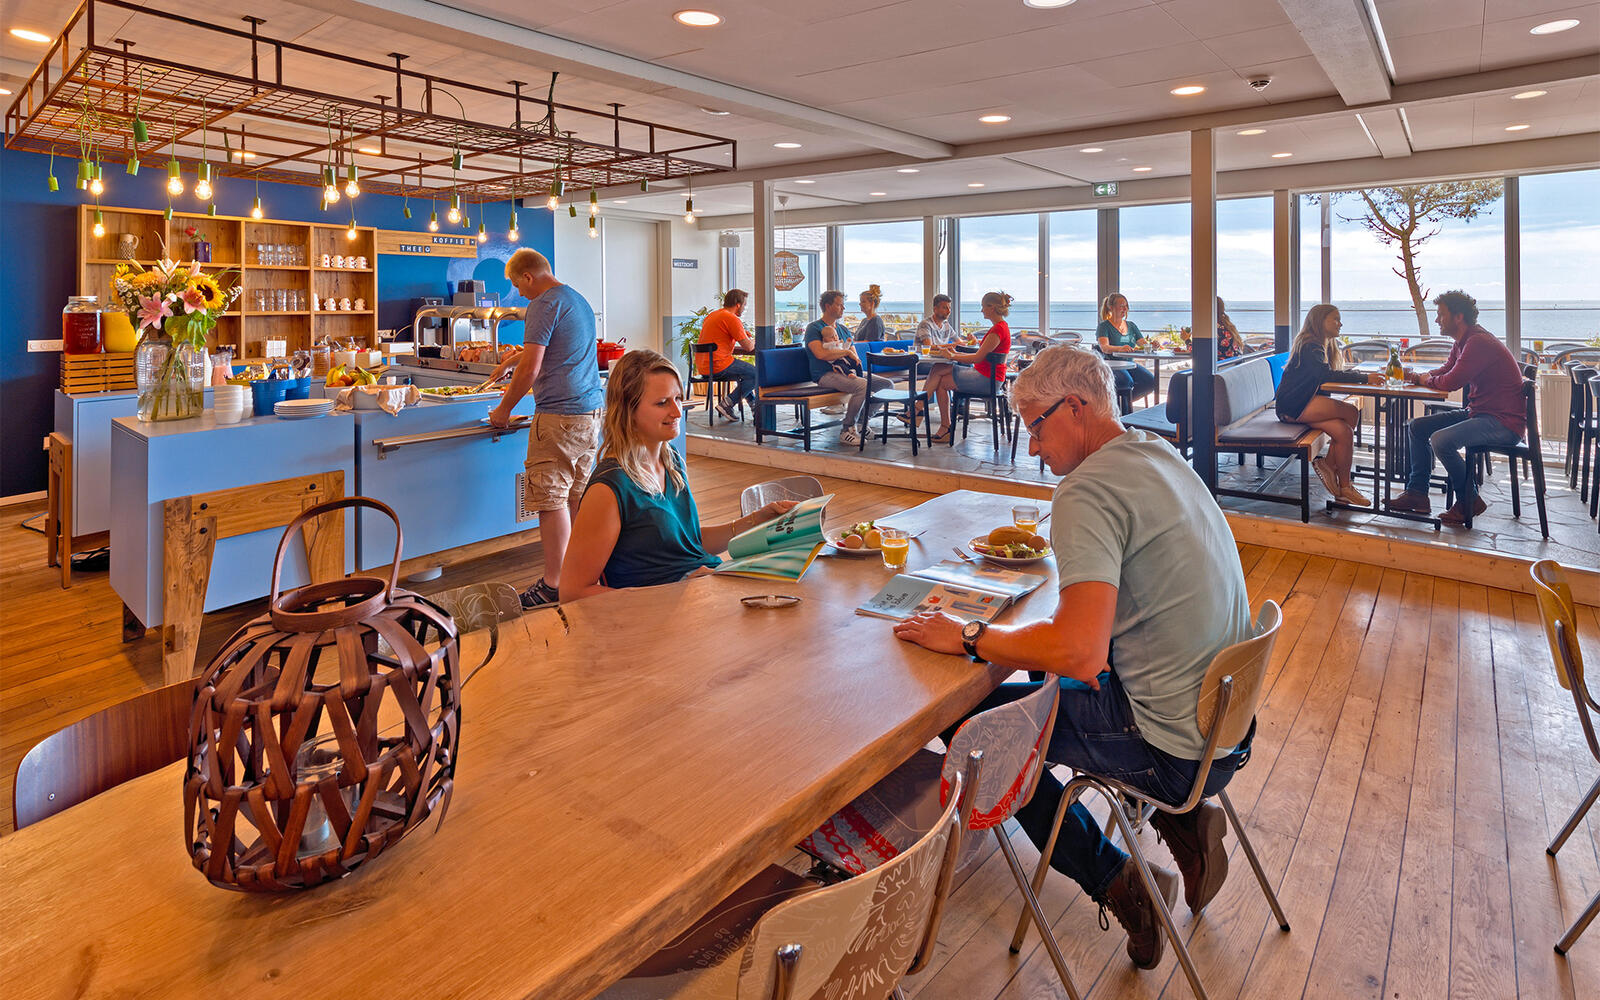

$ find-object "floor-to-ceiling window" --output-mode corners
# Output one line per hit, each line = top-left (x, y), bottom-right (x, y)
(1518, 169), (1600, 348)
(1046, 209), (1097, 336)
(957, 213), (1039, 336)
(1118, 202), (1191, 336)
(1217, 196), (1275, 337)
(837, 221), (922, 333)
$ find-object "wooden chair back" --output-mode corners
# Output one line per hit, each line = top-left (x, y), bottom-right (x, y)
(739, 771), (966, 1000)
(739, 476), (824, 517)
(1530, 561), (1600, 762)
(14, 678), (198, 829)
(1197, 601), (1283, 750)
(944, 680), (1059, 849)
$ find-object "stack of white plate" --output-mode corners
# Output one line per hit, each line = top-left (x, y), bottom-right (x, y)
(275, 398), (335, 420)
(212, 385), (247, 424)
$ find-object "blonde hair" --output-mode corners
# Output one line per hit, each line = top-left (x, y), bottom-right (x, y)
(1099, 292), (1128, 322)
(982, 291), (1012, 317)
(1292, 304), (1344, 371)
(601, 349), (686, 494)
(860, 284), (882, 308)
(505, 248), (551, 281)
(1216, 297), (1239, 338)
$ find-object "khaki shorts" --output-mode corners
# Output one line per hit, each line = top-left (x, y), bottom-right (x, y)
(523, 410), (603, 510)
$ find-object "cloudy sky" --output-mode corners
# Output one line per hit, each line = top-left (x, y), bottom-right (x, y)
(823, 168), (1597, 306)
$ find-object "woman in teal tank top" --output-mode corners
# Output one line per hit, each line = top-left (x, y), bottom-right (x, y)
(560, 350), (796, 601)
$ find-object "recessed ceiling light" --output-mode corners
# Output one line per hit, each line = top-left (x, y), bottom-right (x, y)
(701, 108), (731, 116)
(1236, 128), (1267, 136)
(773, 141), (802, 149)
(967, 182), (986, 188)
(358, 146), (381, 155)
(613, 200), (628, 204)
(1170, 85), (1206, 96)
(0, 87), (13, 96)
(1271, 151), (1293, 158)
(692, 207), (704, 212)
(674, 10), (723, 27)
(9, 28), (51, 43)
(978, 114), (1012, 124)
(794, 179), (815, 184)
(1529, 18), (1579, 35)
(1512, 90), (1548, 100)
(896, 167), (920, 173)
(1079, 146), (1103, 153)
(869, 191), (887, 196)
(1132, 166), (1153, 172)
(232, 150), (256, 160)
(1505, 123), (1531, 131)
(1023, 0), (1076, 8)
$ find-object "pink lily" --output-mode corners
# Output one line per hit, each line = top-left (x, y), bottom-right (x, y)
(189, 260), (203, 278)
(136, 294), (172, 331)
(179, 286), (207, 314)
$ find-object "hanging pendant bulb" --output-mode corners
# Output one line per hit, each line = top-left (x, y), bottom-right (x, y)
(193, 162), (213, 201)
(546, 177), (565, 211)
(447, 194), (461, 224)
(588, 216), (598, 239)
(344, 162), (361, 198)
(428, 210), (439, 232)
(640, 178), (649, 193)
(321, 166), (340, 205)
(92, 209), (105, 238)
(166, 158), (183, 196)
(163, 204), (173, 221)
(347, 217), (358, 240)
(250, 196), (264, 219)
(683, 197), (694, 224)
(568, 203), (577, 218)
(125, 155), (140, 176)
(589, 188), (599, 217)
(88, 163), (104, 197)
(207, 203), (217, 217)
(477, 221), (487, 244)
(76, 160), (90, 190)
(508, 210), (520, 243)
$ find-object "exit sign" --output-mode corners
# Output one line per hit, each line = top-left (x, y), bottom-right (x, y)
(1092, 181), (1118, 198)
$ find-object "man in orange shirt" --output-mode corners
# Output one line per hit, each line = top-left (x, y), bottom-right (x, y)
(697, 289), (757, 421)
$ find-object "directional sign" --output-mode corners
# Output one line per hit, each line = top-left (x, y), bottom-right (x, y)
(1091, 181), (1119, 198)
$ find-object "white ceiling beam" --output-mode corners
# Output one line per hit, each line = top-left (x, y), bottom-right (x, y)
(289, 0), (954, 160)
(1275, 0), (1393, 105)
(698, 134), (1600, 229)
(612, 56), (1598, 196)
(1358, 109), (1412, 159)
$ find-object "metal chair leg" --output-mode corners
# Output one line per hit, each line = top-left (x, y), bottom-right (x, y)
(1219, 789), (1290, 931)
(1556, 888), (1600, 955)
(1011, 770), (1078, 953)
(996, 827), (1083, 1000)
(1548, 774), (1600, 856)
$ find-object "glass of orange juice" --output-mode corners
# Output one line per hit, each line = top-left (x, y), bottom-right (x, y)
(879, 527), (910, 570)
(1012, 505), (1041, 533)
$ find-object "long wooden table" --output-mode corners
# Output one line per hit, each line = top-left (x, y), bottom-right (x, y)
(0, 489), (1054, 1000)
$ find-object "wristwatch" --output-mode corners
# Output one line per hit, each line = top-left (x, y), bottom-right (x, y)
(961, 620), (988, 663)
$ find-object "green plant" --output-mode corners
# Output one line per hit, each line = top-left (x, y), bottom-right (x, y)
(673, 304), (715, 374)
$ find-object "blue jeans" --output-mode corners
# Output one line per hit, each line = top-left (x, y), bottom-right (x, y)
(1114, 364), (1157, 402)
(1406, 409), (1520, 498)
(948, 671), (1250, 898)
(717, 358), (757, 410)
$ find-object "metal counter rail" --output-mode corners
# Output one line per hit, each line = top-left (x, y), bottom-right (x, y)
(372, 418), (529, 458)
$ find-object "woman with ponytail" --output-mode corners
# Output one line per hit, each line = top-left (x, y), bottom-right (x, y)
(923, 290), (1012, 443)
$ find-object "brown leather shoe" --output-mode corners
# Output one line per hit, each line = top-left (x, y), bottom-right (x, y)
(1151, 802), (1229, 914)
(1095, 858), (1179, 969)
(1440, 496), (1488, 525)
(1384, 490), (1432, 514)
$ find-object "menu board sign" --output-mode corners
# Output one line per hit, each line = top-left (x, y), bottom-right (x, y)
(375, 230), (479, 258)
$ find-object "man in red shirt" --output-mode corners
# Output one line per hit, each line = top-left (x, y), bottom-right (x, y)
(1386, 290), (1525, 524)
(696, 289), (756, 421)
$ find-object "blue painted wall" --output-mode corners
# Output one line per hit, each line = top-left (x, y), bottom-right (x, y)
(0, 146), (553, 496)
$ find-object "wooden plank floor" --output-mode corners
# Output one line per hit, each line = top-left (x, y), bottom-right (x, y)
(3, 455), (1597, 997)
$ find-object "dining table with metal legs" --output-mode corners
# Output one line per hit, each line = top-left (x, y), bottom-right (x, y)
(1320, 378), (1448, 528)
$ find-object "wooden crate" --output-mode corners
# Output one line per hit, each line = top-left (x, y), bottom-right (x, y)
(60, 352), (137, 394)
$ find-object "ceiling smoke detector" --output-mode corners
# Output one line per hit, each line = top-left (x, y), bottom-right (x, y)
(1247, 77), (1272, 92)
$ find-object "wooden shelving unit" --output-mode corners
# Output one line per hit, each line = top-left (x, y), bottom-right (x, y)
(77, 205), (380, 363)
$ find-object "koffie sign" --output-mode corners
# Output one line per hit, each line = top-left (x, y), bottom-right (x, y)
(376, 230), (479, 258)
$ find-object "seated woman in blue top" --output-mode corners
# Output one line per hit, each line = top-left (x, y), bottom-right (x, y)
(1275, 304), (1380, 507)
(1094, 292), (1157, 408)
(560, 349), (795, 601)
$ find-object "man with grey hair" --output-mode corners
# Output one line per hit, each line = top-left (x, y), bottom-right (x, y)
(489, 248), (605, 608)
(893, 345), (1254, 972)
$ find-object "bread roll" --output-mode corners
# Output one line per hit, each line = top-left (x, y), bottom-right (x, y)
(987, 525), (1032, 547)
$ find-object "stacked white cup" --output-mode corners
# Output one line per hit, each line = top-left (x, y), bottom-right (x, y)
(212, 384), (247, 424)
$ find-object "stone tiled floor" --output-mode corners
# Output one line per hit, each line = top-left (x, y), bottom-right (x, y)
(692, 405), (1600, 566)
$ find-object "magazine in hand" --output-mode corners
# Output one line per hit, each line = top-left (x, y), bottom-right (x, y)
(856, 560), (1047, 623)
(714, 493), (834, 582)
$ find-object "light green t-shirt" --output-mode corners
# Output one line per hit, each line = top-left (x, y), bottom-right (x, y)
(1049, 429), (1252, 760)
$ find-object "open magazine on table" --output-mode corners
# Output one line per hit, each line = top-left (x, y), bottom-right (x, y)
(713, 493), (834, 582)
(856, 560), (1048, 623)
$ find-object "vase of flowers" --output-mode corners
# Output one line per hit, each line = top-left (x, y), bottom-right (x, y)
(113, 256), (238, 421)
(184, 224), (212, 263)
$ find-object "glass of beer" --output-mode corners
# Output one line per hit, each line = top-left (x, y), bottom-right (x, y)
(1012, 505), (1041, 533)
(879, 527), (910, 570)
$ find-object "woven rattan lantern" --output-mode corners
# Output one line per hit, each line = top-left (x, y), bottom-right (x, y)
(184, 498), (461, 891)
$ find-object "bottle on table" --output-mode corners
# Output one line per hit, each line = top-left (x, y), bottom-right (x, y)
(1386, 348), (1405, 386)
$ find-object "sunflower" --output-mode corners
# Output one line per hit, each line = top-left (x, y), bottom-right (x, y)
(189, 275), (226, 310)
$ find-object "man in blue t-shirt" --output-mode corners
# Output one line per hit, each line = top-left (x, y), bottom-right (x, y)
(804, 290), (889, 447)
(489, 248), (605, 608)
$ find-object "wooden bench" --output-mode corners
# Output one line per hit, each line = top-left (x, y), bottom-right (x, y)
(1123, 355), (1325, 522)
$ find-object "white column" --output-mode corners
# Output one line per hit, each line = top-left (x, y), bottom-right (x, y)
(752, 180), (775, 347)
(1037, 213), (1050, 337)
(1503, 176), (1521, 354)
(1190, 128), (1219, 491)
(1273, 188), (1293, 352)
(923, 216), (939, 316)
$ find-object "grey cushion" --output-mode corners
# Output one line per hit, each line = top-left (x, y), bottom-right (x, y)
(1213, 359), (1277, 427)
(1122, 404), (1177, 439)
(1218, 410), (1320, 447)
